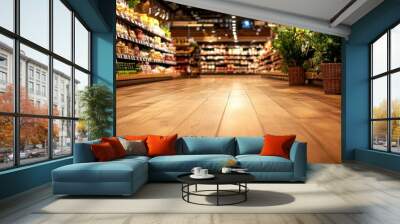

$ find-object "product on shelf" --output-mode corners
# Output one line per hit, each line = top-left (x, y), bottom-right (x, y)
(199, 43), (263, 74)
(116, 0), (171, 40)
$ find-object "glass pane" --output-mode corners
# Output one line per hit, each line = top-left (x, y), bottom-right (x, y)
(372, 76), (387, 119)
(391, 24), (400, 70)
(53, 0), (72, 60)
(0, 0), (14, 31)
(372, 33), (387, 76)
(75, 120), (88, 143)
(0, 35), (14, 112)
(53, 59), (72, 117)
(372, 121), (388, 151)
(74, 18), (89, 70)
(20, 0), (49, 49)
(53, 119), (72, 157)
(391, 72), (400, 118)
(0, 116), (14, 170)
(391, 120), (400, 153)
(74, 69), (89, 118)
(20, 117), (49, 165)
(20, 44), (49, 115)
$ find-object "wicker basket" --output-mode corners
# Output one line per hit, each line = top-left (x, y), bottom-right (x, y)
(288, 66), (305, 86)
(320, 63), (341, 94)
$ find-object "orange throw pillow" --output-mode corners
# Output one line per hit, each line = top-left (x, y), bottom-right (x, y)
(260, 134), (296, 159)
(125, 135), (148, 141)
(101, 137), (126, 158)
(91, 142), (117, 162)
(146, 134), (178, 157)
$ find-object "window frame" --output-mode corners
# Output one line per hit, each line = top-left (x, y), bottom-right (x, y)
(0, 0), (92, 171)
(370, 21), (400, 154)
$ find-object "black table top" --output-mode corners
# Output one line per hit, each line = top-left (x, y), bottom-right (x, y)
(177, 172), (255, 185)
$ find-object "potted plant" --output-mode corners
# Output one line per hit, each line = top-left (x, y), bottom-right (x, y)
(272, 27), (312, 85)
(79, 84), (113, 140)
(309, 33), (342, 94)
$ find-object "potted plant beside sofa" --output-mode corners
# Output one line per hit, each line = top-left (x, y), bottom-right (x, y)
(272, 27), (312, 86)
(309, 33), (342, 94)
(79, 84), (114, 140)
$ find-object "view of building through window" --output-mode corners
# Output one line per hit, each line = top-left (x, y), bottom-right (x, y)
(0, 0), (90, 170)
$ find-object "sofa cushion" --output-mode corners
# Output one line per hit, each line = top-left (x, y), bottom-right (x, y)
(149, 154), (235, 172)
(178, 137), (236, 155)
(53, 155), (148, 182)
(101, 137), (127, 158)
(260, 134), (296, 159)
(91, 142), (118, 162)
(236, 155), (293, 172)
(119, 138), (147, 156)
(236, 137), (263, 155)
(147, 134), (178, 157)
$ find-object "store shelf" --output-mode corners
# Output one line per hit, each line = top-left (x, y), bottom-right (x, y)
(116, 33), (174, 54)
(117, 54), (176, 65)
(116, 12), (172, 42)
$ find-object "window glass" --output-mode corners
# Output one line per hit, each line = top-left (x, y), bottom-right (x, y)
(74, 18), (89, 70)
(0, 35), (14, 112)
(75, 120), (88, 143)
(20, 44), (49, 115)
(53, 59), (72, 117)
(53, 119), (72, 157)
(19, 117), (49, 165)
(74, 69), (89, 118)
(20, 0), (49, 49)
(53, 0), (72, 60)
(0, 0), (14, 31)
(0, 116), (14, 170)
(391, 24), (400, 70)
(372, 33), (387, 76)
(391, 72), (400, 118)
(372, 121), (388, 151)
(391, 120), (400, 153)
(372, 76), (387, 119)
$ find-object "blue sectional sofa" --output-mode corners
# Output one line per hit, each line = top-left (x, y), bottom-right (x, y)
(52, 137), (307, 196)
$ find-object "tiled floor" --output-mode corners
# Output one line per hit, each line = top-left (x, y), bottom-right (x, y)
(117, 76), (341, 163)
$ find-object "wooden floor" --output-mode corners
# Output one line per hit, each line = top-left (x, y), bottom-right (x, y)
(1, 163), (400, 224)
(117, 76), (341, 163)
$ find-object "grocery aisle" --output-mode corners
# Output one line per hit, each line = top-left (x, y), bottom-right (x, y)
(117, 76), (341, 163)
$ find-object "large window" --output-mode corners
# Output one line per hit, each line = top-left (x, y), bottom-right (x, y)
(0, 0), (91, 170)
(371, 23), (400, 153)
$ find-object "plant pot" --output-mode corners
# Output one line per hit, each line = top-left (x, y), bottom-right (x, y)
(288, 66), (305, 86)
(320, 63), (341, 94)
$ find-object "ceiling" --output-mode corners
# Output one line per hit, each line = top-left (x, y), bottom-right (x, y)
(166, 0), (384, 37)
(168, 4), (273, 42)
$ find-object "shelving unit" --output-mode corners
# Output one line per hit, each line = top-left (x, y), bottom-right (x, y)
(174, 38), (200, 77)
(115, 0), (178, 85)
(199, 44), (262, 74)
(256, 41), (287, 78)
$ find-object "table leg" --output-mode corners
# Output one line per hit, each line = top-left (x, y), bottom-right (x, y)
(217, 184), (219, 206)
(195, 184), (198, 192)
(245, 183), (247, 201)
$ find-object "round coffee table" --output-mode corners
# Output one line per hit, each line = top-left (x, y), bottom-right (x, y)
(177, 173), (255, 206)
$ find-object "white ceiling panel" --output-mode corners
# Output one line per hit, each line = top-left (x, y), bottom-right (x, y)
(168, 0), (384, 38)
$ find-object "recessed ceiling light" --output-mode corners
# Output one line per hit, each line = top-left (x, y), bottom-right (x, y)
(212, 30), (216, 33)
(232, 16), (236, 19)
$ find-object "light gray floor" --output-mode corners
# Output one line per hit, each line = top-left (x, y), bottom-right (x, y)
(1, 163), (400, 224)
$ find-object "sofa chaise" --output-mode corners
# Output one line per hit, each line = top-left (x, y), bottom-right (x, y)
(52, 136), (307, 196)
